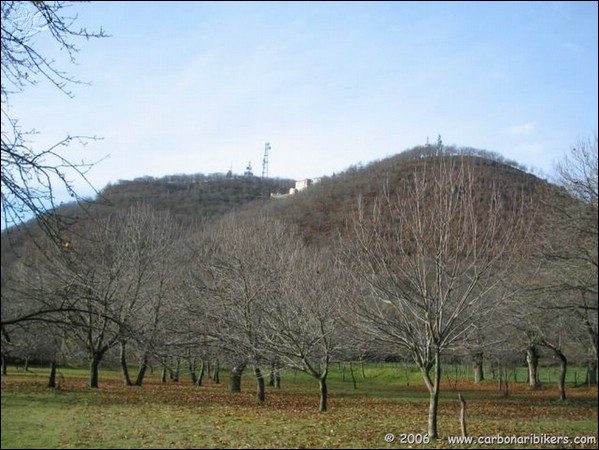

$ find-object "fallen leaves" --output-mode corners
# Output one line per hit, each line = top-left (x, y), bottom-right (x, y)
(2, 372), (597, 449)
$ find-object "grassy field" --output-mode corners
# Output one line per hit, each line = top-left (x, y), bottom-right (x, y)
(1, 363), (597, 449)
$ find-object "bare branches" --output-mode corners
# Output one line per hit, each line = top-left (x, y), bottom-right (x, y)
(348, 157), (529, 356)
(1, 1), (107, 98)
(1, 118), (103, 240)
(522, 134), (599, 374)
(555, 134), (598, 209)
(344, 155), (532, 437)
(1, 1), (107, 242)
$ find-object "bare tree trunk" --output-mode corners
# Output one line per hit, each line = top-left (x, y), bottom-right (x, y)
(188, 358), (197, 384)
(90, 352), (102, 388)
(212, 359), (220, 384)
(135, 353), (149, 386)
(540, 341), (568, 400)
(349, 362), (357, 390)
(119, 342), (132, 386)
(319, 373), (328, 412)
(170, 358), (180, 382)
(268, 357), (281, 389)
(254, 365), (265, 403)
(584, 319), (598, 386)
(526, 345), (541, 389)
(458, 393), (467, 438)
(544, 345), (567, 400)
(196, 360), (205, 386)
(230, 362), (246, 393)
(1, 354), (7, 375)
(268, 360), (276, 387)
(426, 355), (442, 440)
(472, 352), (484, 384)
(274, 368), (281, 389)
(47, 361), (57, 388)
(585, 359), (597, 386)
(556, 350), (567, 401)
(160, 366), (167, 383)
(498, 367), (509, 397)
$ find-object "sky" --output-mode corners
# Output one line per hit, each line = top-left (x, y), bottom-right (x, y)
(7, 1), (599, 201)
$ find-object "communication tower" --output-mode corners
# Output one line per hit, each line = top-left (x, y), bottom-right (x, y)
(262, 142), (270, 178)
(244, 161), (253, 177)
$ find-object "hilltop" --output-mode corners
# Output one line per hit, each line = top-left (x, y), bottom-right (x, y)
(264, 145), (554, 242)
(93, 173), (294, 225)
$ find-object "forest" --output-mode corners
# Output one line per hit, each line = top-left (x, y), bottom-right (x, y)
(2, 140), (597, 442)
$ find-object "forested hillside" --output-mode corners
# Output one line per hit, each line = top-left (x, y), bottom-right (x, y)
(266, 144), (554, 241)
(95, 173), (294, 224)
(0, 173), (293, 264)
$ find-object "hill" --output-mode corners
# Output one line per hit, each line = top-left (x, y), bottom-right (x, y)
(0, 173), (293, 262)
(264, 145), (555, 242)
(1, 145), (558, 253)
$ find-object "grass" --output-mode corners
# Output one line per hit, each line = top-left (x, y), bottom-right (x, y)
(1, 364), (597, 449)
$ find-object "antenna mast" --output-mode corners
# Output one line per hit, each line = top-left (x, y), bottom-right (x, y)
(262, 142), (270, 178)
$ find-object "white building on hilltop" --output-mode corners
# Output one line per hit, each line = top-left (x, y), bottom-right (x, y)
(271, 177), (322, 199)
(294, 178), (321, 192)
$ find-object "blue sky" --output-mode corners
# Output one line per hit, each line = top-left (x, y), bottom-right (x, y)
(9, 1), (598, 199)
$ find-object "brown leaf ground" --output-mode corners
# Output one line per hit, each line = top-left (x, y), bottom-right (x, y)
(2, 367), (597, 449)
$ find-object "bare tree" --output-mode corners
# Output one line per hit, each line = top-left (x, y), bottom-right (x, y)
(9, 204), (179, 388)
(1, 235), (78, 369)
(513, 284), (576, 398)
(555, 134), (598, 209)
(188, 214), (289, 403)
(189, 214), (346, 410)
(261, 241), (345, 412)
(541, 134), (598, 384)
(500, 136), (598, 396)
(130, 240), (183, 387)
(461, 313), (507, 384)
(1, 1), (106, 241)
(344, 156), (529, 438)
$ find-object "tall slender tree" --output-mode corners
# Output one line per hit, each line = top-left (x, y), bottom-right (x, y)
(262, 243), (345, 412)
(344, 156), (529, 438)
